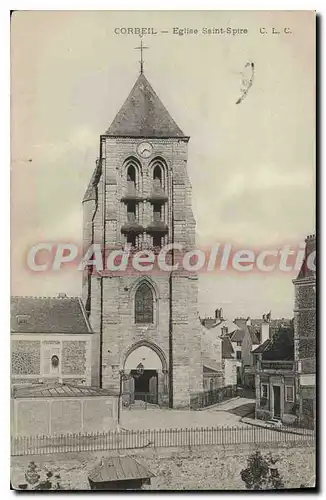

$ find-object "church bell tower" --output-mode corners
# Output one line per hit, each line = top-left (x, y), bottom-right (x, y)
(82, 62), (203, 408)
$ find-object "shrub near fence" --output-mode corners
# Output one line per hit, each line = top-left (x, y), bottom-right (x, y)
(11, 425), (315, 456)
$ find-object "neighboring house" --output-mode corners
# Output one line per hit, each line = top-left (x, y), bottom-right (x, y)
(221, 335), (237, 386)
(200, 309), (238, 387)
(227, 328), (245, 384)
(253, 324), (296, 425)
(254, 234), (316, 429)
(11, 295), (100, 387)
(201, 325), (224, 391)
(293, 233), (316, 428)
(222, 317), (261, 386)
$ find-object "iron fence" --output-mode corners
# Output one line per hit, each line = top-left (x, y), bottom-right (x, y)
(11, 425), (315, 456)
(190, 386), (238, 409)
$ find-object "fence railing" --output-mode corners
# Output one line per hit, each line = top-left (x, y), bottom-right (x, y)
(11, 425), (315, 456)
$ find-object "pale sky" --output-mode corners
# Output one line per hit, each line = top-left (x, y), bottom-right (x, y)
(11, 11), (315, 319)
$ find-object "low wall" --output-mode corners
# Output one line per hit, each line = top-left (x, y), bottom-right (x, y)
(12, 396), (118, 437)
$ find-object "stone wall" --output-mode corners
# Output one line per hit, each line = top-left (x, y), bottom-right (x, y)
(62, 341), (86, 375)
(11, 335), (95, 386)
(86, 136), (204, 408)
(293, 279), (316, 361)
(11, 443), (316, 490)
(12, 340), (41, 375)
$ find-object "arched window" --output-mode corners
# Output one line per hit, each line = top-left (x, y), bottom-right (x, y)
(135, 282), (154, 324)
(127, 165), (136, 185)
(150, 157), (167, 189)
(124, 157), (141, 190)
(153, 165), (162, 185)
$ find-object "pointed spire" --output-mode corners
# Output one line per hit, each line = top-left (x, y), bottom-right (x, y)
(105, 73), (186, 138)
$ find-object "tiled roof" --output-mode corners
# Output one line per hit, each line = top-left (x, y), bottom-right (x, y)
(105, 74), (185, 138)
(222, 336), (234, 358)
(248, 326), (260, 345)
(11, 296), (92, 334)
(230, 329), (245, 343)
(203, 364), (222, 374)
(296, 234), (316, 280)
(252, 339), (272, 354)
(89, 457), (154, 483)
(12, 383), (118, 399)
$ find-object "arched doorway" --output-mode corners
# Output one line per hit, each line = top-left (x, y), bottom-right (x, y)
(123, 342), (167, 406)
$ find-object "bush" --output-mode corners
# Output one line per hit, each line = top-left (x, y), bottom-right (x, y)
(17, 461), (64, 490)
(240, 451), (284, 490)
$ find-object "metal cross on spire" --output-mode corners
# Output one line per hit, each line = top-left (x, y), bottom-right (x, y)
(134, 40), (149, 74)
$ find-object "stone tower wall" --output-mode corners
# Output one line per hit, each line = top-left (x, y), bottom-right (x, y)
(83, 135), (204, 407)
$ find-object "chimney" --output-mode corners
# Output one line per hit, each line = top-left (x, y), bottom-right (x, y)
(221, 325), (228, 336)
(261, 313), (270, 344)
(215, 308), (223, 321)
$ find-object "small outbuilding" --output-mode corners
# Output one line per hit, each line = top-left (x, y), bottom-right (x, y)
(88, 457), (154, 490)
(11, 382), (119, 436)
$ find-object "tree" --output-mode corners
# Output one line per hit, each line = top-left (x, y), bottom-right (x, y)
(18, 461), (64, 490)
(240, 451), (284, 490)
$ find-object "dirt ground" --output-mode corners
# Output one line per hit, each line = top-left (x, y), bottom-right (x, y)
(120, 398), (253, 430)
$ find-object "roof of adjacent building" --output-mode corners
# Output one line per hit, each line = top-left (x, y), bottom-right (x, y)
(248, 326), (260, 345)
(105, 73), (185, 138)
(221, 336), (234, 359)
(229, 329), (246, 343)
(252, 339), (272, 354)
(229, 324), (260, 345)
(203, 364), (223, 375)
(12, 383), (118, 399)
(89, 457), (153, 483)
(11, 296), (93, 334)
(296, 234), (316, 280)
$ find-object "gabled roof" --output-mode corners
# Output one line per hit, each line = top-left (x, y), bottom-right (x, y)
(296, 234), (316, 280)
(105, 73), (185, 138)
(230, 329), (245, 343)
(89, 457), (154, 483)
(248, 326), (260, 345)
(222, 336), (234, 359)
(252, 339), (272, 354)
(203, 364), (222, 374)
(11, 296), (92, 334)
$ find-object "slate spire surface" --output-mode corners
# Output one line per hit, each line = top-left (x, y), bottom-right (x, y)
(105, 73), (185, 138)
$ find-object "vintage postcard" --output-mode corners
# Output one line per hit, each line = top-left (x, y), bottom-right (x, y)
(11, 10), (316, 491)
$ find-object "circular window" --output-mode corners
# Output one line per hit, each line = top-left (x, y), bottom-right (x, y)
(51, 355), (59, 367)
